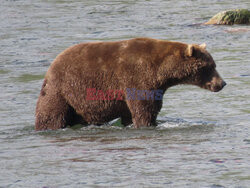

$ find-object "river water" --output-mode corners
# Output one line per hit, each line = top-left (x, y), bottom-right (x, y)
(0, 0), (249, 187)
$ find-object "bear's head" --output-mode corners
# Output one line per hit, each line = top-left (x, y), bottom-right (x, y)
(183, 43), (226, 92)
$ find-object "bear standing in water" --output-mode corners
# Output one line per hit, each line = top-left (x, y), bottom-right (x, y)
(35, 38), (226, 130)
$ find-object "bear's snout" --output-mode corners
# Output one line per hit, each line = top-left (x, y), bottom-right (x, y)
(206, 77), (226, 92)
(221, 80), (227, 88)
(212, 80), (226, 92)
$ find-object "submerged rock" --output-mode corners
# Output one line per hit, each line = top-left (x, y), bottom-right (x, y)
(205, 9), (250, 25)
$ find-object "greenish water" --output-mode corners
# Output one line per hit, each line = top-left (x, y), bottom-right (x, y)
(0, 0), (250, 187)
(13, 74), (45, 83)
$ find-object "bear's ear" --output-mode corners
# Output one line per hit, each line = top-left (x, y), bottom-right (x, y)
(199, 43), (206, 49)
(186, 44), (194, 57)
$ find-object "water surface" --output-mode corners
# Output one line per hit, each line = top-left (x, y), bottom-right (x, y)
(0, 0), (250, 187)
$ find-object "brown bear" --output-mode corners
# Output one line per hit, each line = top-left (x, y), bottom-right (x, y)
(35, 38), (226, 130)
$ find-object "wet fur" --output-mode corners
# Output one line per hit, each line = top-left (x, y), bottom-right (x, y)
(35, 38), (224, 130)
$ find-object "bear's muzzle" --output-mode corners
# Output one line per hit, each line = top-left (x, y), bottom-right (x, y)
(206, 78), (227, 92)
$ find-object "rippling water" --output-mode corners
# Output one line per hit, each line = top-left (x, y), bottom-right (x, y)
(0, 0), (250, 187)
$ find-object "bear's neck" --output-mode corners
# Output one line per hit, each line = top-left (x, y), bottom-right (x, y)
(158, 77), (186, 92)
(156, 61), (191, 91)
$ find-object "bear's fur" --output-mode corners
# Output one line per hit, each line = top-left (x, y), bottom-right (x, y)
(35, 38), (226, 130)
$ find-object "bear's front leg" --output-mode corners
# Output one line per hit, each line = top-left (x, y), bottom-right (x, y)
(126, 100), (161, 128)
